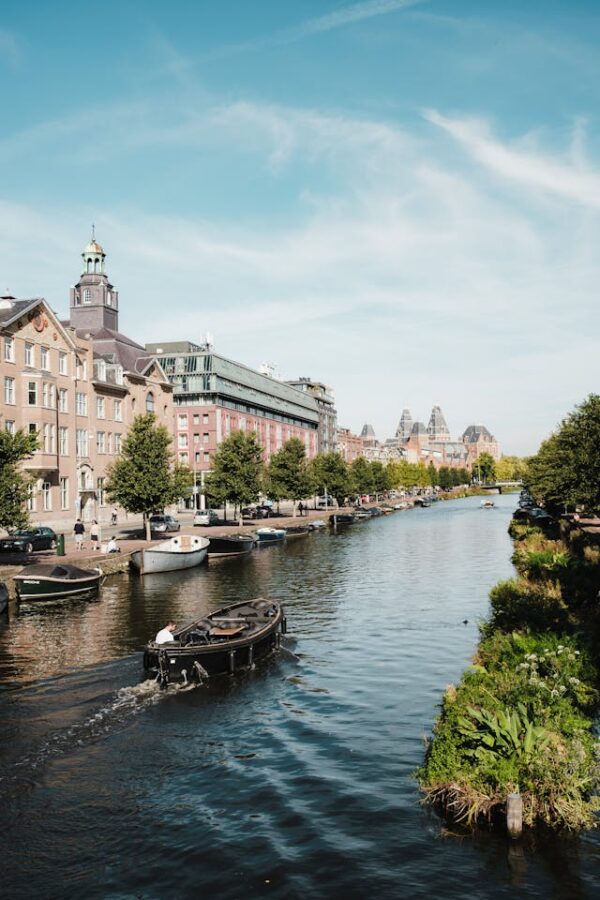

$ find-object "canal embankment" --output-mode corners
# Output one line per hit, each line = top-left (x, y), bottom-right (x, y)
(418, 514), (600, 831)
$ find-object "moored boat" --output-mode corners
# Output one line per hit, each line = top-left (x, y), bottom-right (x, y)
(329, 513), (357, 526)
(285, 525), (310, 538)
(255, 527), (286, 544)
(0, 582), (8, 613)
(353, 508), (371, 521)
(13, 564), (103, 601)
(131, 535), (209, 575)
(143, 597), (285, 685)
(308, 519), (326, 530)
(207, 534), (256, 557)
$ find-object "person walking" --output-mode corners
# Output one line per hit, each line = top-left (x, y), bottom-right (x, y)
(90, 520), (100, 551)
(73, 519), (85, 551)
(110, 508), (118, 526)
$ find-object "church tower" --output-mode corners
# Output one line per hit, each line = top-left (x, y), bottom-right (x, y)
(69, 232), (119, 333)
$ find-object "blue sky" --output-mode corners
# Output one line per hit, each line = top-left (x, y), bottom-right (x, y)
(2, 0), (600, 454)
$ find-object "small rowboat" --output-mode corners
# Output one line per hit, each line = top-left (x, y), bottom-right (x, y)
(207, 534), (256, 557)
(143, 597), (286, 686)
(481, 500), (495, 509)
(285, 525), (310, 538)
(13, 564), (103, 601)
(255, 527), (286, 544)
(131, 535), (209, 575)
(329, 513), (357, 526)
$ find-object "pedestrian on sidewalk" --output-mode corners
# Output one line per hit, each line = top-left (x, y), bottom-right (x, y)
(298, 501), (304, 517)
(73, 519), (85, 551)
(110, 508), (118, 526)
(90, 520), (100, 551)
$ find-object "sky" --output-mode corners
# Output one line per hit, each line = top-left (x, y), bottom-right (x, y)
(1, 0), (600, 455)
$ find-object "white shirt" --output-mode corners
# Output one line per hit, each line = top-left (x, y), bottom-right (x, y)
(155, 627), (175, 644)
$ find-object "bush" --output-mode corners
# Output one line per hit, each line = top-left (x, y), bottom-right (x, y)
(489, 579), (570, 632)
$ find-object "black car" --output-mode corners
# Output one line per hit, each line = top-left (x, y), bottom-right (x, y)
(0, 527), (58, 553)
(241, 506), (272, 519)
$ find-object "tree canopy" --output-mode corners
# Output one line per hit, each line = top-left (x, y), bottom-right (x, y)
(308, 452), (352, 506)
(0, 428), (39, 531)
(526, 394), (600, 513)
(265, 438), (312, 513)
(205, 430), (264, 518)
(473, 452), (497, 484)
(105, 413), (192, 539)
(350, 456), (374, 495)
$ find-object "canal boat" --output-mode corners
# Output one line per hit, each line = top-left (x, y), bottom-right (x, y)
(285, 525), (310, 538)
(207, 534), (256, 557)
(143, 597), (286, 686)
(255, 527), (286, 544)
(0, 581), (8, 613)
(329, 513), (357, 526)
(481, 499), (495, 509)
(131, 535), (209, 575)
(13, 564), (103, 601)
(308, 519), (326, 530)
(353, 508), (371, 521)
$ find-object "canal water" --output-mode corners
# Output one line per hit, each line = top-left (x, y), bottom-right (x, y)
(1, 495), (598, 899)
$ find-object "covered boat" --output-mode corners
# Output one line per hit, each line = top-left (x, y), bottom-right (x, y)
(481, 499), (495, 508)
(285, 525), (310, 538)
(13, 564), (102, 601)
(131, 535), (209, 575)
(207, 534), (256, 557)
(255, 527), (286, 544)
(143, 597), (285, 686)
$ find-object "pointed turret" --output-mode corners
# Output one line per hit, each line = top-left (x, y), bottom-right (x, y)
(427, 405), (450, 442)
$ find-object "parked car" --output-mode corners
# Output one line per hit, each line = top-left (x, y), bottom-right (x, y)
(0, 527), (58, 553)
(193, 509), (219, 527)
(241, 505), (272, 519)
(149, 515), (180, 534)
(316, 496), (337, 509)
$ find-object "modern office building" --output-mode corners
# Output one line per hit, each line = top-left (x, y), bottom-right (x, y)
(286, 377), (337, 454)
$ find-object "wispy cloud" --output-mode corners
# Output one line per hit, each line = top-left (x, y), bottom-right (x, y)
(282, 0), (424, 41)
(425, 109), (600, 209)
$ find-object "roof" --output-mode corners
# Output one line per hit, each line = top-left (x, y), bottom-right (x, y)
(463, 424), (494, 442)
(0, 297), (42, 326)
(83, 239), (105, 255)
(411, 421), (428, 436)
(360, 423), (376, 438)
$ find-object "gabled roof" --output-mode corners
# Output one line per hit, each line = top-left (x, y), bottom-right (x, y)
(2, 297), (78, 349)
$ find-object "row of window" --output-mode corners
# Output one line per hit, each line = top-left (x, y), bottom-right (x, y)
(3, 377), (124, 420)
(26, 475), (108, 513)
(4, 421), (122, 457)
(178, 451), (211, 464)
(178, 433), (211, 448)
(177, 413), (210, 428)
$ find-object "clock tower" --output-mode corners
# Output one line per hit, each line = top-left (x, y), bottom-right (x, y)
(69, 232), (119, 333)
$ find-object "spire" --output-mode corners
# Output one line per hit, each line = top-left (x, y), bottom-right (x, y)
(396, 408), (413, 440)
(427, 405), (451, 442)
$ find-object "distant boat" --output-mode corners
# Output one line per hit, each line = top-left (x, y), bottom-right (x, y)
(285, 525), (311, 538)
(131, 535), (209, 575)
(255, 527), (286, 544)
(143, 597), (285, 686)
(329, 513), (357, 526)
(207, 534), (256, 558)
(308, 519), (326, 530)
(481, 500), (495, 509)
(13, 564), (103, 601)
(353, 509), (371, 521)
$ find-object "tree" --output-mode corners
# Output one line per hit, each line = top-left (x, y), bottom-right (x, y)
(0, 428), (39, 531)
(105, 413), (193, 539)
(527, 394), (600, 513)
(496, 455), (527, 482)
(350, 456), (374, 496)
(204, 430), (264, 521)
(265, 438), (312, 515)
(473, 452), (496, 484)
(308, 452), (352, 507)
(370, 460), (391, 496)
(438, 466), (452, 490)
(427, 461), (437, 487)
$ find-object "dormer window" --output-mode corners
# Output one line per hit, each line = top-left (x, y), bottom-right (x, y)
(96, 359), (106, 381)
(115, 366), (123, 386)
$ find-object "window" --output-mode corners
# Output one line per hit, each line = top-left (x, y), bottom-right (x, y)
(28, 423), (37, 437)
(42, 423), (55, 453)
(114, 433), (122, 454)
(5, 420), (15, 434)
(96, 359), (106, 381)
(96, 397), (105, 419)
(42, 481), (52, 511)
(60, 477), (68, 510)
(4, 376), (15, 404)
(178, 414), (188, 429)
(59, 426), (68, 456)
(76, 392), (88, 416)
(28, 381), (37, 405)
(76, 358), (88, 380)
(146, 392), (155, 413)
(58, 388), (68, 412)
(194, 452), (200, 463)
(178, 452), (188, 463)
(193, 433), (200, 444)
(193, 414), (199, 425)
(96, 431), (106, 453)
(42, 382), (54, 408)
(3, 336), (14, 362)
(115, 366), (123, 386)
(203, 414), (209, 424)
(203, 433), (209, 444)
(114, 399), (122, 422)
(97, 476), (105, 507)
(204, 452), (210, 461)
(25, 343), (34, 366)
(83, 288), (91, 303)
(178, 433), (188, 448)
(40, 347), (49, 370)
(26, 483), (36, 513)
(107, 433), (113, 455)
(76, 429), (88, 458)
(59, 351), (67, 375)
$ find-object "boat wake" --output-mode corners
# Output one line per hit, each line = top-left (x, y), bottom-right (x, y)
(0, 677), (201, 795)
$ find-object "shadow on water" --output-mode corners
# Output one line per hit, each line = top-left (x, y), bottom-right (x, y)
(0, 495), (598, 899)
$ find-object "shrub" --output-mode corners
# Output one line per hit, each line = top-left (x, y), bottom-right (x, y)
(489, 579), (569, 632)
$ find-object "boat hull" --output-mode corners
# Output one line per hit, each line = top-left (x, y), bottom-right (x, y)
(143, 599), (285, 684)
(131, 536), (209, 574)
(207, 535), (256, 557)
(285, 526), (310, 538)
(255, 529), (286, 544)
(13, 569), (102, 601)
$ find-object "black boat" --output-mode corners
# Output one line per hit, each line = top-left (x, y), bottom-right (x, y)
(13, 564), (103, 601)
(0, 582), (8, 614)
(143, 597), (285, 686)
(207, 534), (256, 557)
(285, 525), (310, 538)
(329, 513), (357, 526)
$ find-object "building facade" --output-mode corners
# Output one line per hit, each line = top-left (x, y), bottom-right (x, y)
(146, 342), (320, 499)
(285, 378), (337, 454)
(337, 426), (364, 462)
(0, 239), (174, 530)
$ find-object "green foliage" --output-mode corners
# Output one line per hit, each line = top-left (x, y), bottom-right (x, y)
(349, 456), (374, 495)
(265, 438), (312, 506)
(526, 393), (600, 513)
(488, 578), (569, 633)
(308, 453), (352, 506)
(427, 461), (437, 487)
(105, 414), (192, 537)
(473, 452), (497, 483)
(0, 428), (39, 530)
(204, 430), (264, 512)
(456, 703), (551, 766)
(370, 460), (391, 494)
(496, 455), (528, 482)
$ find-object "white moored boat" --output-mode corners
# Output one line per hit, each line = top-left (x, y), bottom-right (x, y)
(131, 534), (210, 575)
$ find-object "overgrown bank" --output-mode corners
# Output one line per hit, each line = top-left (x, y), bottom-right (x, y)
(417, 518), (600, 831)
